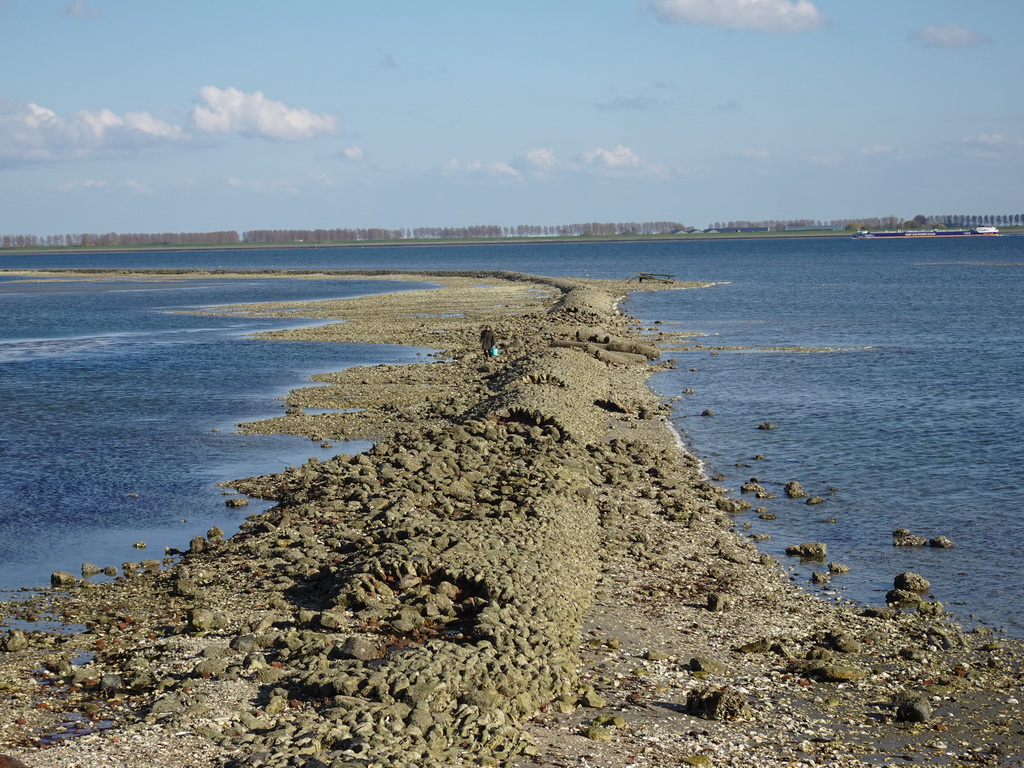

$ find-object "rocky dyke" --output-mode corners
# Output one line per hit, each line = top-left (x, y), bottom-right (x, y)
(0, 270), (1022, 768)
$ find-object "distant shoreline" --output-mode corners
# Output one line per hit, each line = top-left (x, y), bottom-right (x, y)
(1, 230), (860, 257)
(6, 228), (1022, 258)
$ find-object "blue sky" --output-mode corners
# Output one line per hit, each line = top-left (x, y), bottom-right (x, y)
(1, 0), (1021, 236)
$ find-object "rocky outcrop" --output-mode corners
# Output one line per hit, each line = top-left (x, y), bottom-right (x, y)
(4, 270), (1023, 768)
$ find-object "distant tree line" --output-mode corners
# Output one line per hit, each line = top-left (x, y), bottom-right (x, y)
(244, 221), (687, 242)
(709, 214), (1024, 231)
(241, 228), (407, 243)
(709, 218), (830, 230)
(4, 215), (1021, 249)
(0, 231), (240, 248)
(502, 221), (688, 237)
(928, 213), (1023, 227)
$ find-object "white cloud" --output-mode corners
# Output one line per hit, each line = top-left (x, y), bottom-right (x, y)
(226, 176), (301, 195)
(64, 0), (101, 19)
(595, 95), (663, 112)
(740, 149), (771, 162)
(648, 0), (827, 34)
(447, 144), (670, 181)
(0, 98), (185, 165)
(56, 178), (108, 192)
(193, 86), (339, 142)
(807, 153), (841, 167)
(520, 147), (558, 171)
(957, 133), (1024, 157)
(342, 146), (365, 161)
(910, 25), (991, 48)
(55, 178), (152, 194)
(859, 144), (898, 156)
(581, 144), (641, 170)
(443, 159), (521, 179)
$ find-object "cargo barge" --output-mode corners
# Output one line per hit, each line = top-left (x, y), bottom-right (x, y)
(853, 226), (1000, 239)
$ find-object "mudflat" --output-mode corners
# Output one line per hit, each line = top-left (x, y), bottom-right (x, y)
(0, 270), (1020, 768)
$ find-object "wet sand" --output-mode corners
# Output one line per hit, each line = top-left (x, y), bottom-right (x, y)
(0, 270), (1021, 768)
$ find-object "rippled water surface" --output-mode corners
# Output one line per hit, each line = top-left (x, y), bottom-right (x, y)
(0, 275), (428, 591)
(2, 238), (1021, 635)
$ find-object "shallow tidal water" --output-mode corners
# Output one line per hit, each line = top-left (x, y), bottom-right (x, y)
(1, 236), (1021, 635)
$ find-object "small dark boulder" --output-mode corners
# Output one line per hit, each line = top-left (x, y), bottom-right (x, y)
(685, 684), (751, 721)
(785, 542), (827, 560)
(50, 571), (76, 587)
(896, 697), (932, 723)
(894, 572), (930, 592)
(892, 528), (927, 547)
(338, 636), (379, 661)
(784, 481), (807, 498)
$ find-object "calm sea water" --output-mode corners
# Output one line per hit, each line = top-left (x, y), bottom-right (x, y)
(2, 237), (1021, 635)
(0, 275), (431, 593)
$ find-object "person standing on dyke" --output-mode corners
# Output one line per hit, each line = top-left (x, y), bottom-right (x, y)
(480, 325), (496, 360)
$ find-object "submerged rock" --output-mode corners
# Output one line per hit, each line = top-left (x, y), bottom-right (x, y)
(784, 481), (807, 498)
(785, 542), (827, 560)
(894, 572), (931, 592)
(892, 528), (927, 547)
(50, 571), (76, 587)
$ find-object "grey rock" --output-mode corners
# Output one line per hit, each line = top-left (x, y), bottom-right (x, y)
(784, 481), (807, 498)
(706, 592), (733, 612)
(785, 542), (827, 560)
(0, 630), (29, 652)
(50, 571), (77, 587)
(690, 656), (727, 676)
(816, 664), (866, 683)
(685, 685), (751, 720)
(886, 588), (922, 606)
(338, 636), (378, 661)
(99, 673), (123, 696)
(894, 572), (930, 592)
(193, 659), (228, 678)
(150, 693), (186, 715)
(896, 697), (932, 723)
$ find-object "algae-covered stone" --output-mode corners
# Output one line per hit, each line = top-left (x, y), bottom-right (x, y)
(785, 542), (827, 560)
(50, 571), (77, 587)
(581, 725), (614, 741)
(0, 630), (29, 652)
(690, 656), (727, 676)
(816, 664), (866, 683)
(894, 572), (930, 592)
(686, 685), (751, 721)
(784, 481), (807, 498)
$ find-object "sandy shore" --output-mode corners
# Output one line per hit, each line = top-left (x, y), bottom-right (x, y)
(0, 270), (1021, 768)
